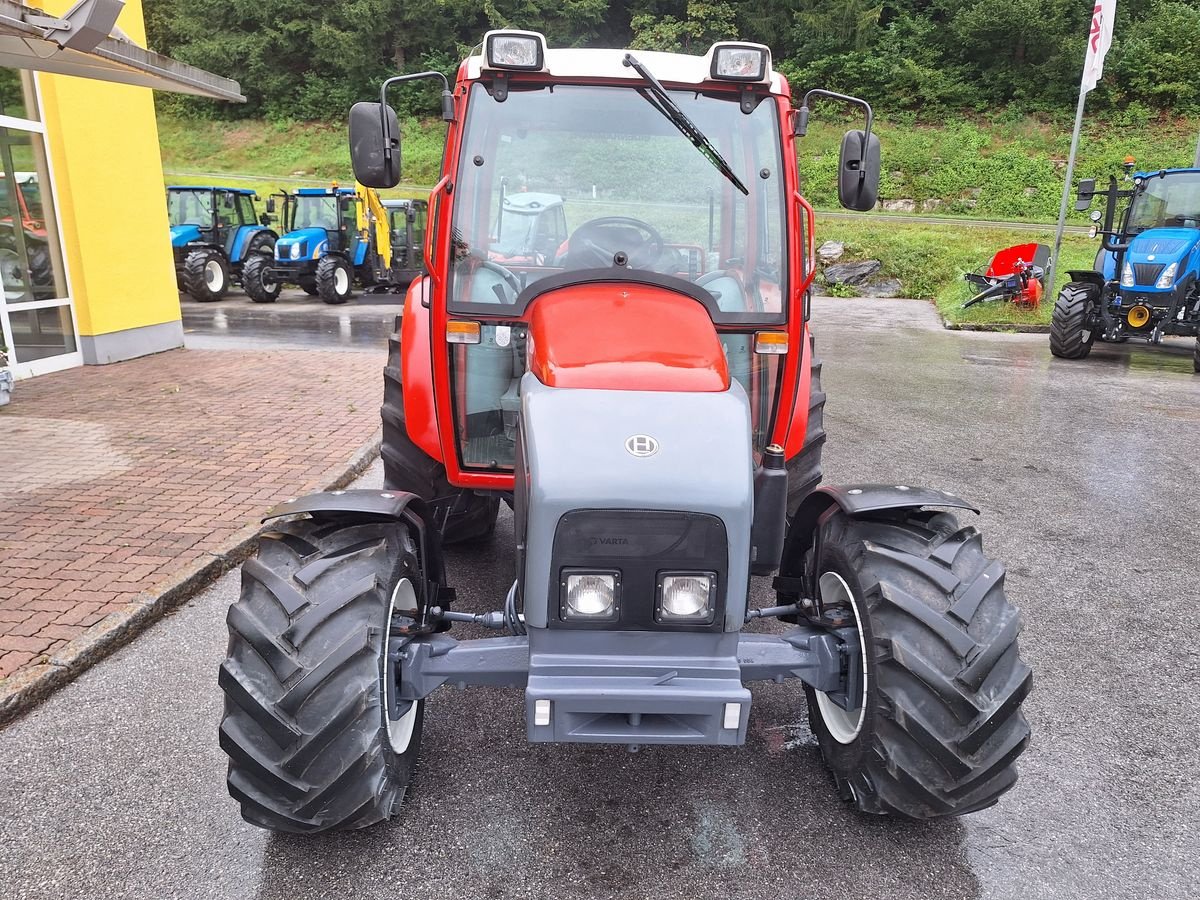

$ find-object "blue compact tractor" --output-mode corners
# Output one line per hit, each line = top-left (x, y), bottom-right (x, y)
(243, 187), (367, 304)
(167, 187), (277, 302)
(1053, 167), (1200, 371)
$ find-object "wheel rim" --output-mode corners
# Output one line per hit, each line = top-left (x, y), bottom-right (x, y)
(0, 248), (28, 300)
(813, 571), (869, 744)
(383, 577), (418, 754)
(334, 265), (349, 295)
(204, 259), (224, 291)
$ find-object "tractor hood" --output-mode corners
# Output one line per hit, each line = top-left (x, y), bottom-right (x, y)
(525, 282), (730, 392)
(1122, 228), (1200, 290)
(170, 224), (201, 247)
(275, 228), (328, 260)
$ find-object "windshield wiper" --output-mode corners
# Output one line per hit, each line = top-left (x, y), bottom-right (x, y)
(622, 53), (749, 197)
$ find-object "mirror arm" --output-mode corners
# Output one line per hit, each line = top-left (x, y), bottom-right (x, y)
(378, 71), (455, 168)
(797, 89), (874, 177)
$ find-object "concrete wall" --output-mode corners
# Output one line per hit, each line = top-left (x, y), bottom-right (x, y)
(36, 0), (183, 364)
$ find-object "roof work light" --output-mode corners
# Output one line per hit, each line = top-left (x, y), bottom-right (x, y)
(484, 31), (547, 71)
(708, 43), (772, 83)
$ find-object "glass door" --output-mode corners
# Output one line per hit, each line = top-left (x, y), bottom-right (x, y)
(0, 68), (79, 378)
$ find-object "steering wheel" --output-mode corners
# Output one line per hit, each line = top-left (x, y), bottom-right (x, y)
(458, 252), (521, 303)
(565, 216), (665, 270)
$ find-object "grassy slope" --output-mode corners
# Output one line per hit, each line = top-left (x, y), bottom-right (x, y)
(158, 112), (1198, 323)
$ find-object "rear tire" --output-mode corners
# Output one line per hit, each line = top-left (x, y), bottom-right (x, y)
(1049, 283), (1098, 359)
(317, 255), (353, 304)
(242, 255), (280, 303)
(786, 336), (826, 516)
(802, 508), (1032, 819)
(219, 516), (425, 833)
(381, 316), (499, 543)
(183, 249), (229, 302)
(1193, 336), (1200, 374)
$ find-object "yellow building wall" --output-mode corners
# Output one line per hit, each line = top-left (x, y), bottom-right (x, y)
(36, 0), (180, 340)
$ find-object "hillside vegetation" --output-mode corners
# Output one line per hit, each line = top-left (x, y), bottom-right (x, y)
(159, 113), (1200, 222)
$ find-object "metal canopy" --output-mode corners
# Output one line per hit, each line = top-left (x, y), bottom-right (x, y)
(0, 0), (244, 102)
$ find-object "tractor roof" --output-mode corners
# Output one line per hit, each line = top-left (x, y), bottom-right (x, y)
(465, 47), (785, 95)
(296, 187), (356, 196)
(502, 192), (563, 212)
(1133, 168), (1200, 180)
(166, 185), (256, 195)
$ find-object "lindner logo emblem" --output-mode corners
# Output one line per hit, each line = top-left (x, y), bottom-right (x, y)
(625, 435), (659, 457)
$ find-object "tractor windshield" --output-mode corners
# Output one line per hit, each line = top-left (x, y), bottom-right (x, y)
(1128, 172), (1200, 232)
(449, 82), (787, 323)
(292, 194), (340, 231)
(168, 190), (213, 229)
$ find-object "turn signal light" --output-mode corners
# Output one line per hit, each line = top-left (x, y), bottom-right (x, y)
(446, 320), (481, 344)
(754, 331), (788, 355)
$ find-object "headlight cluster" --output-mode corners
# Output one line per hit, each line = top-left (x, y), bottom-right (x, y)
(287, 242), (304, 260)
(1121, 261), (1135, 287)
(1155, 262), (1177, 289)
(551, 510), (727, 631)
(559, 568), (716, 624)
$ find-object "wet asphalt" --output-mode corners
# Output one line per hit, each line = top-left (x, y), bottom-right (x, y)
(2, 294), (1198, 899)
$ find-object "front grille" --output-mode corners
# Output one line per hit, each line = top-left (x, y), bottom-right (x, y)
(1133, 262), (1166, 285)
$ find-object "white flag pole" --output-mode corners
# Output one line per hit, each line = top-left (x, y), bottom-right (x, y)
(1047, 0), (1117, 300)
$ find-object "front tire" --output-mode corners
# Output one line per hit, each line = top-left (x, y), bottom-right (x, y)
(219, 516), (425, 833)
(184, 249), (230, 302)
(242, 255), (280, 303)
(1049, 283), (1098, 359)
(316, 255), (353, 304)
(801, 508), (1032, 819)
(382, 316), (499, 543)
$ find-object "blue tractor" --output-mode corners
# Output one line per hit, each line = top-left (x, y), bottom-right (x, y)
(1053, 167), (1200, 372)
(243, 186), (376, 304)
(167, 187), (277, 302)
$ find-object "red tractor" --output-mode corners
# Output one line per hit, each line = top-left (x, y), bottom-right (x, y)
(219, 33), (1031, 833)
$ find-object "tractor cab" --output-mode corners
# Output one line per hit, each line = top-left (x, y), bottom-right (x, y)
(167, 186), (262, 258)
(488, 191), (567, 265)
(1058, 168), (1200, 365)
(382, 197), (428, 283)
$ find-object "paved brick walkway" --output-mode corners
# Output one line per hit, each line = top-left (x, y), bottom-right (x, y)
(0, 348), (383, 683)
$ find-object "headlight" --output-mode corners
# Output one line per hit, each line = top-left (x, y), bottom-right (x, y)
(561, 571), (618, 620)
(657, 572), (716, 623)
(289, 242), (302, 260)
(1121, 261), (1134, 287)
(1156, 262), (1177, 289)
(485, 31), (545, 70)
(709, 43), (770, 82)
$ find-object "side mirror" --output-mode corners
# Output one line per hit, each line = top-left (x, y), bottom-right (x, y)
(837, 130), (881, 212)
(349, 101), (401, 189)
(1075, 178), (1096, 211)
(266, 197), (276, 214)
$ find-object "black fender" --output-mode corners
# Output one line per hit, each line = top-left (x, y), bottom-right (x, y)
(1064, 270), (1105, 291)
(262, 489), (449, 623)
(779, 484), (979, 586)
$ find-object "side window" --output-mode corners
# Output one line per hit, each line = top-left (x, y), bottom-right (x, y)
(216, 191), (238, 227)
(238, 195), (257, 225)
(413, 205), (427, 243)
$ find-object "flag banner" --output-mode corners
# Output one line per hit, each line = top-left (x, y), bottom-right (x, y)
(1082, 0), (1117, 93)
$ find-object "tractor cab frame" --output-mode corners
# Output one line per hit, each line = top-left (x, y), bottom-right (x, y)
(219, 32), (1031, 834)
(166, 186), (276, 302)
(1053, 168), (1200, 370)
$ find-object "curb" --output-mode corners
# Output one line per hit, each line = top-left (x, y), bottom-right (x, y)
(941, 317), (1051, 334)
(0, 430), (383, 728)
